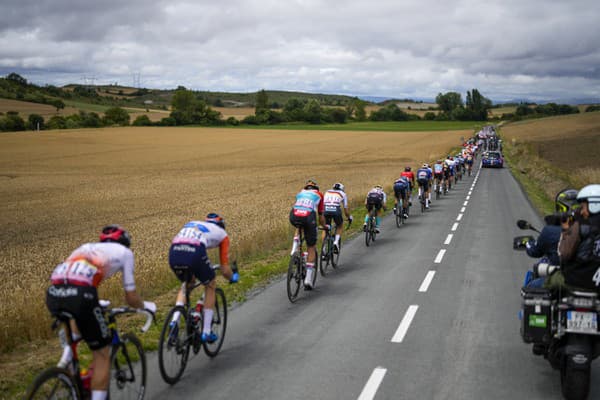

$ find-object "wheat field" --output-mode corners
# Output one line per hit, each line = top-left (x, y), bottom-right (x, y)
(0, 126), (469, 352)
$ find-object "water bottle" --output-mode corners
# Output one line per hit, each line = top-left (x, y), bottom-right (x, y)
(191, 300), (203, 328)
(80, 367), (93, 392)
(302, 251), (308, 264)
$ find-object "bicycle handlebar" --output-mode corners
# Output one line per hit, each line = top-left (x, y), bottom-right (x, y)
(99, 300), (155, 333)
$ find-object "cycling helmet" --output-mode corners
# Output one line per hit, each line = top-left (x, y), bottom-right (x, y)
(374, 184), (383, 190)
(404, 166), (411, 172)
(305, 178), (319, 190)
(555, 188), (579, 213)
(333, 182), (345, 192)
(205, 212), (226, 229)
(422, 163), (428, 168)
(100, 225), (131, 248)
(576, 184), (600, 214)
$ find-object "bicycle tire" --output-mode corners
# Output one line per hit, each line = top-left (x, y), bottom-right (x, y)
(158, 305), (190, 385)
(25, 367), (80, 400)
(331, 237), (340, 268)
(203, 287), (227, 357)
(420, 197), (425, 213)
(319, 235), (330, 276)
(109, 333), (146, 400)
(395, 207), (401, 228)
(287, 253), (302, 302)
(371, 214), (377, 242)
(365, 217), (372, 246)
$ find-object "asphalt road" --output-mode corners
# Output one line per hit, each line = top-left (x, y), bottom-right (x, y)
(144, 163), (599, 400)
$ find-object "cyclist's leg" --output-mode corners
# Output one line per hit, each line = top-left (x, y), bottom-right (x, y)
(375, 203), (382, 229)
(304, 212), (318, 287)
(91, 346), (110, 397)
(333, 212), (343, 245)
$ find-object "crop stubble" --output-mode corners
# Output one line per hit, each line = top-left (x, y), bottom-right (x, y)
(0, 126), (468, 351)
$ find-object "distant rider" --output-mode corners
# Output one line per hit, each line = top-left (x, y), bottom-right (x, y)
(322, 182), (353, 253)
(364, 185), (387, 233)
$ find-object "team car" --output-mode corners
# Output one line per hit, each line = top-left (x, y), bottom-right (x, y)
(482, 151), (504, 168)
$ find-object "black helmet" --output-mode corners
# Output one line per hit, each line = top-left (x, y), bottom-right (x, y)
(333, 182), (345, 192)
(404, 166), (411, 172)
(555, 188), (579, 213)
(100, 225), (131, 248)
(205, 213), (226, 229)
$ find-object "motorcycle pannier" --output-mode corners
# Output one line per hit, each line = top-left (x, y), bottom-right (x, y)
(520, 287), (553, 344)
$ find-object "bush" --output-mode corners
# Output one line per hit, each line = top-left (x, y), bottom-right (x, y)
(423, 112), (436, 120)
(132, 115), (153, 126)
(47, 115), (67, 130)
(158, 117), (176, 126)
(0, 112), (26, 132)
(241, 115), (260, 125)
(226, 117), (239, 126)
(28, 114), (45, 130)
(585, 105), (600, 112)
(103, 107), (130, 126)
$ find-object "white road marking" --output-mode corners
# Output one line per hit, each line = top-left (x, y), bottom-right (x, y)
(457, 213), (463, 221)
(466, 195), (470, 200)
(391, 305), (419, 343)
(434, 249), (446, 263)
(358, 367), (387, 400)
(452, 222), (459, 231)
(444, 234), (453, 244)
(460, 207), (466, 212)
(419, 271), (436, 292)
(463, 201), (468, 206)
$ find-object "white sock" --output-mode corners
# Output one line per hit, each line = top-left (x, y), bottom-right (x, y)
(171, 302), (184, 323)
(334, 234), (340, 244)
(203, 308), (214, 334)
(91, 390), (108, 400)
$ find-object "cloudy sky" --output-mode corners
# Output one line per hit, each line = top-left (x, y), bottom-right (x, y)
(1, 0), (599, 103)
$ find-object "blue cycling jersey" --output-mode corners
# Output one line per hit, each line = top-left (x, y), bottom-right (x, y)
(416, 168), (431, 180)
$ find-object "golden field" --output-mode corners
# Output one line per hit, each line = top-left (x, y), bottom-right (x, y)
(0, 98), (79, 119)
(0, 126), (469, 353)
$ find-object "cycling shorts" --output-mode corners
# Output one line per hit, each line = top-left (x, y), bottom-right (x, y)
(393, 183), (408, 199)
(417, 178), (429, 191)
(434, 173), (443, 181)
(169, 243), (215, 285)
(366, 200), (383, 212)
(324, 210), (343, 227)
(466, 159), (473, 165)
(289, 209), (318, 247)
(46, 285), (111, 350)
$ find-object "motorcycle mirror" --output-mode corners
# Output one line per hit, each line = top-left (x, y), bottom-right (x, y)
(517, 220), (529, 230)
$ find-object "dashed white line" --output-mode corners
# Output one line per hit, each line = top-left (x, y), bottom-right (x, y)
(391, 305), (419, 343)
(358, 367), (387, 400)
(457, 213), (463, 221)
(466, 195), (470, 200)
(463, 201), (469, 206)
(444, 233), (453, 244)
(419, 271), (436, 292)
(451, 222), (459, 231)
(434, 249), (446, 263)
(460, 207), (466, 212)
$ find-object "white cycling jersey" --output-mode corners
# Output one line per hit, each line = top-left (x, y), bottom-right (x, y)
(50, 242), (136, 291)
(171, 221), (228, 249)
(324, 189), (348, 212)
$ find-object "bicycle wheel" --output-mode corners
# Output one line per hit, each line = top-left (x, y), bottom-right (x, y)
(420, 196), (425, 213)
(203, 287), (227, 357)
(287, 253), (302, 302)
(158, 305), (190, 385)
(331, 237), (340, 268)
(319, 236), (330, 276)
(436, 185), (440, 200)
(395, 206), (401, 228)
(25, 367), (80, 400)
(365, 217), (372, 247)
(109, 333), (146, 400)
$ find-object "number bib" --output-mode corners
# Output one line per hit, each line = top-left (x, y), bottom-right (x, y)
(51, 259), (101, 287)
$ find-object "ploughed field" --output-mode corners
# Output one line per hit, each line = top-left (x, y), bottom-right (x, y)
(0, 126), (469, 352)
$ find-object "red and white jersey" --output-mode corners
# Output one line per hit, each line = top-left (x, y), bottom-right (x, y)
(400, 171), (415, 182)
(50, 242), (136, 291)
(172, 221), (230, 265)
(323, 189), (348, 211)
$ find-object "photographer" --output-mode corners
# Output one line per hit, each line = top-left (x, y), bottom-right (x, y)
(555, 184), (600, 291)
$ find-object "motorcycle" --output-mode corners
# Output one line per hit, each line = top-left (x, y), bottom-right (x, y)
(515, 219), (600, 400)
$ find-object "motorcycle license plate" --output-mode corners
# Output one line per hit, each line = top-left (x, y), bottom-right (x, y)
(567, 311), (598, 332)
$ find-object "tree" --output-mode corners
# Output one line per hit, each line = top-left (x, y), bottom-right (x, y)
(304, 99), (322, 124)
(354, 101), (367, 121)
(28, 114), (44, 130)
(103, 107), (130, 126)
(465, 89), (491, 120)
(51, 99), (65, 113)
(0, 111), (25, 131)
(132, 115), (153, 126)
(255, 90), (270, 123)
(47, 115), (67, 130)
(6, 73), (27, 86)
(435, 92), (463, 116)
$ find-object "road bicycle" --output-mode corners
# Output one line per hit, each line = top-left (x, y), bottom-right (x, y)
(26, 301), (154, 400)
(287, 226), (318, 302)
(319, 219), (351, 275)
(364, 208), (378, 246)
(158, 265), (228, 384)
(434, 179), (442, 200)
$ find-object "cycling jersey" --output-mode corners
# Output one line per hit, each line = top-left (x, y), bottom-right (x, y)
(292, 189), (324, 217)
(416, 168), (432, 182)
(366, 188), (386, 204)
(172, 220), (230, 266)
(50, 242), (136, 291)
(433, 163), (444, 176)
(323, 189), (348, 212)
(401, 171), (415, 183)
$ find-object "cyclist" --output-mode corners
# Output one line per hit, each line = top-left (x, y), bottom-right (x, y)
(416, 164), (432, 209)
(433, 160), (444, 195)
(364, 185), (387, 233)
(168, 213), (239, 343)
(444, 156), (456, 189)
(290, 179), (326, 290)
(46, 225), (157, 400)
(465, 151), (474, 175)
(400, 166), (415, 205)
(322, 182), (353, 253)
(393, 176), (410, 219)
